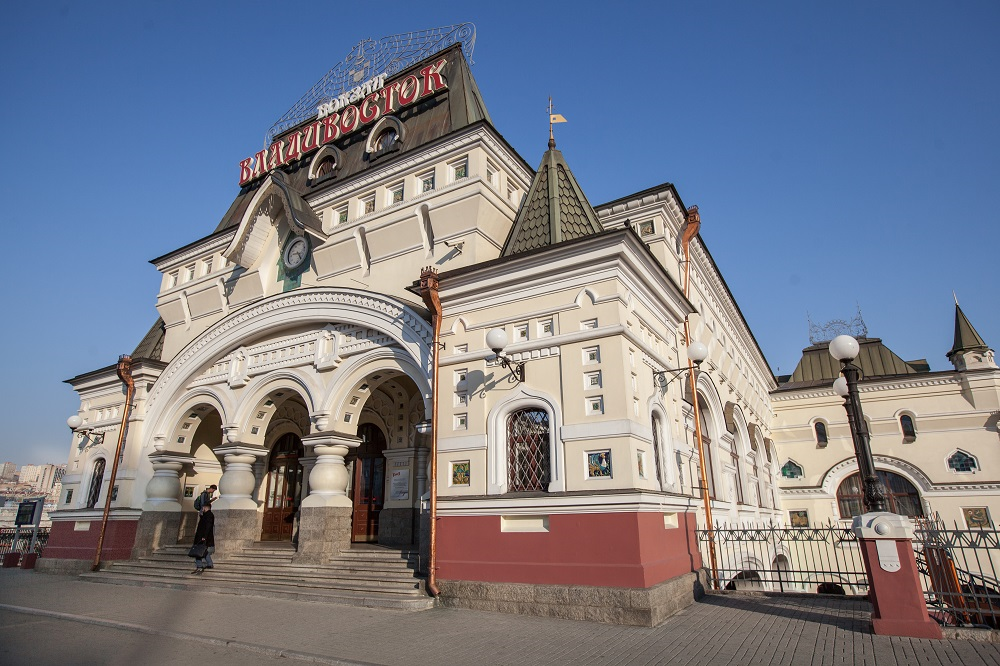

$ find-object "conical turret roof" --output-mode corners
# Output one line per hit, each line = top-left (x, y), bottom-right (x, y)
(947, 303), (990, 360)
(501, 142), (604, 256)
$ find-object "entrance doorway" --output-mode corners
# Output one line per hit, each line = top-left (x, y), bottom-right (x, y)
(351, 424), (387, 542)
(261, 433), (303, 541)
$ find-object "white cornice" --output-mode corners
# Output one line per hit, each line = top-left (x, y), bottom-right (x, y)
(437, 491), (699, 516)
(152, 230), (237, 272)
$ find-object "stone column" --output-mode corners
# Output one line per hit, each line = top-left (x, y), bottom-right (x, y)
(295, 432), (358, 563)
(212, 444), (268, 556)
(853, 513), (942, 639)
(133, 451), (192, 559)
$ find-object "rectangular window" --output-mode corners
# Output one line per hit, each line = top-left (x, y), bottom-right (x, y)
(629, 348), (635, 367)
(111, 485), (119, 501)
(185, 264), (196, 281)
(584, 371), (602, 389)
(581, 318), (598, 330)
(455, 392), (468, 407)
(588, 396), (605, 415)
(337, 205), (349, 224)
(183, 486), (194, 498)
(633, 398), (640, 416)
(388, 182), (404, 205)
(454, 369), (468, 386)
(638, 220), (655, 236)
(631, 374), (637, 392)
(451, 158), (468, 181)
(454, 414), (468, 430)
(202, 258), (213, 275)
(486, 161), (499, 187)
(168, 270), (179, 288)
(362, 194), (376, 215)
(507, 182), (520, 206)
(583, 346), (600, 365)
(453, 343), (468, 354)
(538, 319), (554, 337)
(65, 489), (73, 503)
(420, 171), (435, 192)
(514, 324), (528, 342)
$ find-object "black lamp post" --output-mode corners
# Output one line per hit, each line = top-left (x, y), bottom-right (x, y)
(828, 335), (888, 514)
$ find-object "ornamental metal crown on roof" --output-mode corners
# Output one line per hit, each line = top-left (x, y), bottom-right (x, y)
(265, 23), (477, 146)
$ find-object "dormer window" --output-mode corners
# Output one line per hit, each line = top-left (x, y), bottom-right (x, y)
(374, 128), (397, 152)
(315, 157), (335, 178)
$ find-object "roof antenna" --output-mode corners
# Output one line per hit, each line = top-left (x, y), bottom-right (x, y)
(548, 97), (566, 149)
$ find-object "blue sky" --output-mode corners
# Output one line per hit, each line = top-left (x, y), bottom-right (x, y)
(1, 2), (997, 467)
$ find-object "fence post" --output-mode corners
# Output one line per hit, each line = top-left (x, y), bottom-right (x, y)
(853, 513), (942, 639)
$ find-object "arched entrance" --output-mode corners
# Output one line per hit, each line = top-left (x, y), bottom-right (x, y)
(351, 423), (387, 542)
(261, 433), (304, 541)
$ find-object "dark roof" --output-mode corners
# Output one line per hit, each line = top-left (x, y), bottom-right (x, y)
(777, 337), (923, 391)
(213, 44), (490, 235)
(500, 144), (604, 256)
(132, 318), (165, 361)
(948, 303), (990, 360)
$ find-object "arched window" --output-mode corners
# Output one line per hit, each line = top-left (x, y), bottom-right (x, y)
(814, 421), (828, 447)
(729, 439), (745, 504)
(696, 398), (715, 498)
(650, 414), (664, 485)
(780, 460), (803, 479)
(507, 408), (550, 492)
(315, 156), (336, 178)
(948, 450), (978, 473)
(900, 414), (917, 442)
(836, 471), (924, 519)
(86, 458), (106, 509)
(373, 128), (397, 153)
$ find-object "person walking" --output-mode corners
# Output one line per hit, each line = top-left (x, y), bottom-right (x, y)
(194, 484), (217, 511)
(192, 502), (215, 574)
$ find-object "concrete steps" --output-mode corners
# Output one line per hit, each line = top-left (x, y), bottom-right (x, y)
(79, 542), (434, 610)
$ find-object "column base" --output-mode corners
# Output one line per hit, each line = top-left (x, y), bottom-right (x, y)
(213, 509), (261, 556)
(872, 617), (943, 640)
(294, 506), (352, 564)
(132, 511), (182, 559)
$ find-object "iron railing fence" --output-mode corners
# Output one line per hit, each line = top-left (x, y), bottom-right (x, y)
(0, 527), (50, 555)
(914, 521), (1000, 629)
(696, 524), (869, 595)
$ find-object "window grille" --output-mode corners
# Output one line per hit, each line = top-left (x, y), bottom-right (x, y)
(506, 408), (550, 492)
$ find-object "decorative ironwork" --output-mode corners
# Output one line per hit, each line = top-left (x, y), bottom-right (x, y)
(808, 307), (868, 345)
(0, 527), (50, 555)
(265, 23), (477, 145)
(914, 520), (1000, 628)
(696, 524), (869, 595)
(507, 409), (550, 492)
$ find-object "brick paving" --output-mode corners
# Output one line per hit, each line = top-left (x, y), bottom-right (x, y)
(2, 569), (999, 665)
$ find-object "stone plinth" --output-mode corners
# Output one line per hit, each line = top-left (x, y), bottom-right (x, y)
(378, 507), (415, 546)
(213, 508), (261, 556)
(132, 510), (182, 559)
(294, 506), (352, 563)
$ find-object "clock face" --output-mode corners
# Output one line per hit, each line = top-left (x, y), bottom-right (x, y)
(283, 236), (309, 271)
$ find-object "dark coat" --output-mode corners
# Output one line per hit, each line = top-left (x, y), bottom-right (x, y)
(194, 510), (215, 547)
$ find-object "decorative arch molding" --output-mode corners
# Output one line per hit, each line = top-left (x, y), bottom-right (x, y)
(307, 144), (343, 180)
(162, 389), (232, 452)
(819, 455), (934, 494)
(486, 385), (565, 495)
(574, 287), (599, 306)
(694, 374), (725, 441)
(230, 370), (319, 446)
(365, 115), (405, 154)
(322, 346), (433, 430)
(144, 288), (435, 457)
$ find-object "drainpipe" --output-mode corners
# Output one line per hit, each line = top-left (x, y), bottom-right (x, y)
(680, 206), (719, 590)
(92, 355), (135, 571)
(419, 267), (442, 597)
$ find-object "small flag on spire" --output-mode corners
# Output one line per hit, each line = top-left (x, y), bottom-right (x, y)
(550, 113), (567, 124)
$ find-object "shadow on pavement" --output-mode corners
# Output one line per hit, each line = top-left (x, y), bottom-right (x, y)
(695, 593), (873, 633)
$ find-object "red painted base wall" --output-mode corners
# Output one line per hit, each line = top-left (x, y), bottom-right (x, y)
(437, 511), (701, 588)
(43, 520), (139, 561)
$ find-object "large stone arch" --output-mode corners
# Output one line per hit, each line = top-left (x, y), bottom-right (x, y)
(143, 287), (435, 456)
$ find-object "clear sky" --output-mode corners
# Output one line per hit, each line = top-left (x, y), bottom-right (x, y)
(1, 2), (997, 467)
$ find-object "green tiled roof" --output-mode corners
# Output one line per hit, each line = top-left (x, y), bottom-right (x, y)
(501, 145), (604, 256)
(779, 337), (922, 390)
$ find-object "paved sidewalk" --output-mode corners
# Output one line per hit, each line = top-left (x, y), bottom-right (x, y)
(2, 569), (999, 665)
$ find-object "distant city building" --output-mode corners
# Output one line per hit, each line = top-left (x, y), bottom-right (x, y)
(18, 464), (66, 494)
(0, 462), (15, 481)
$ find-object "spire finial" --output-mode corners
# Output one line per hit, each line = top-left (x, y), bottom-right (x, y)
(953, 290), (960, 306)
(548, 97), (566, 149)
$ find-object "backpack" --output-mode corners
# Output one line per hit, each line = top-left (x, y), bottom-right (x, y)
(194, 491), (209, 511)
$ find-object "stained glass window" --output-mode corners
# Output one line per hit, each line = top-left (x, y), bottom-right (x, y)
(507, 408), (550, 492)
(948, 451), (978, 473)
(780, 460), (803, 479)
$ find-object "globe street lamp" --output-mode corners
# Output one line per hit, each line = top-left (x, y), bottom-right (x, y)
(828, 335), (888, 513)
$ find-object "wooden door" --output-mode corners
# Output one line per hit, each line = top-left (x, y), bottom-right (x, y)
(351, 424), (387, 542)
(261, 434), (303, 541)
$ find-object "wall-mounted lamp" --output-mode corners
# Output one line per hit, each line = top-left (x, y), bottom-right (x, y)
(652, 341), (709, 387)
(67, 414), (105, 447)
(486, 328), (526, 382)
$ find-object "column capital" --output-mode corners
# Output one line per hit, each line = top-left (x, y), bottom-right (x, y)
(301, 432), (361, 450)
(215, 444), (269, 459)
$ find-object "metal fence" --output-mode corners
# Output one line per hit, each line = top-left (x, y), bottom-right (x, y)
(696, 524), (869, 595)
(914, 521), (1000, 628)
(0, 527), (50, 555)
